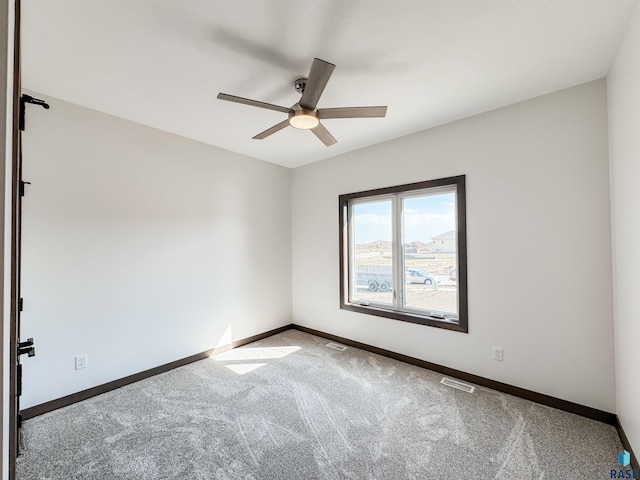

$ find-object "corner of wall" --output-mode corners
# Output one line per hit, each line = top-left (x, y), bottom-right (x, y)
(607, 0), (640, 460)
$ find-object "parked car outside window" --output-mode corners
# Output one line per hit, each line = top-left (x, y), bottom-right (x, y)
(405, 269), (439, 285)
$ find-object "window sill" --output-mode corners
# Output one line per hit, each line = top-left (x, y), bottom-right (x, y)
(340, 303), (468, 333)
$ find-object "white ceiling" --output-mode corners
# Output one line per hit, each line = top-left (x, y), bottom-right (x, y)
(22, 0), (638, 168)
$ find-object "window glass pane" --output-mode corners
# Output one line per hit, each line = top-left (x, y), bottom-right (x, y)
(351, 199), (393, 305)
(402, 190), (458, 319)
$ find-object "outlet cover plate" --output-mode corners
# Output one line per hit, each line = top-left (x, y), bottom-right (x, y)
(75, 354), (88, 370)
(492, 347), (503, 361)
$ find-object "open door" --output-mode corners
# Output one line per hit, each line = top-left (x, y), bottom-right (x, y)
(8, 0), (51, 471)
(8, 0), (22, 476)
(8, 1), (49, 476)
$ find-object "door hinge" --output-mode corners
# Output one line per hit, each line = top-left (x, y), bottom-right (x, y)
(19, 181), (31, 197)
(19, 94), (50, 131)
(18, 297), (23, 312)
(18, 338), (35, 358)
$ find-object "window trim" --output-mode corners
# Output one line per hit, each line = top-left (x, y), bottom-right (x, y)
(339, 175), (468, 333)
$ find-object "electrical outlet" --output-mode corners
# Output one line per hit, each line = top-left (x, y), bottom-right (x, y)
(492, 347), (503, 361)
(75, 354), (88, 370)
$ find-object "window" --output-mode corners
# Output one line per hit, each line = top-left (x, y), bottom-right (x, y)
(339, 175), (468, 332)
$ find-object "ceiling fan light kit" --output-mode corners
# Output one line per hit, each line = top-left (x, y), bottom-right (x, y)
(217, 58), (387, 146)
(288, 109), (319, 130)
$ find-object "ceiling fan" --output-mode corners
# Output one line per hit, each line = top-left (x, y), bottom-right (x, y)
(217, 58), (387, 146)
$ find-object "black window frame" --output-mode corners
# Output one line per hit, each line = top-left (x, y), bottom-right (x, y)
(339, 175), (468, 333)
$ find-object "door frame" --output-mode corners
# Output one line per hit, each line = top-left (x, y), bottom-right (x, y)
(7, 0), (21, 477)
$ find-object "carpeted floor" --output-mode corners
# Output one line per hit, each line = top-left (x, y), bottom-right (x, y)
(17, 329), (622, 479)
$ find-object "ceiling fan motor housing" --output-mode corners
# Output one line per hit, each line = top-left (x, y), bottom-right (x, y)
(294, 77), (308, 94)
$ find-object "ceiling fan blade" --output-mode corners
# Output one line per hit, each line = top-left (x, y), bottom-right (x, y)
(253, 119), (290, 139)
(217, 93), (292, 114)
(310, 122), (337, 146)
(299, 58), (335, 110)
(317, 106), (387, 119)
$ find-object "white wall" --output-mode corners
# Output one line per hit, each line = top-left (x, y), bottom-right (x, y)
(292, 80), (615, 412)
(608, 1), (640, 456)
(19, 95), (291, 409)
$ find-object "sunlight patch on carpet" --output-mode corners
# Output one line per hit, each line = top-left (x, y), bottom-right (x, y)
(225, 363), (267, 375)
(212, 345), (301, 361)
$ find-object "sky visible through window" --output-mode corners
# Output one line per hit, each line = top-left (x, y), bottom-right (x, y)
(353, 192), (455, 244)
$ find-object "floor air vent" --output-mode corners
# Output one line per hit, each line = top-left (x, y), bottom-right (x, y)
(440, 377), (475, 393)
(326, 342), (347, 351)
